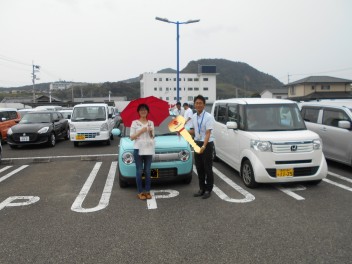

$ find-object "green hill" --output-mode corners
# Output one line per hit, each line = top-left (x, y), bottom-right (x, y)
(0, 59), (283, 100)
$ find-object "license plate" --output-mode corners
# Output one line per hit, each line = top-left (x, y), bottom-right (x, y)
(20, 136), (29, 142)
(76, 135), (85, 140)
(276, 168), (294, 177)
(142, 169), (159, 179)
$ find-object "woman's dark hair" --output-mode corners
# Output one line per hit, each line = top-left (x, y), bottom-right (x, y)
(137, 103), (149, 113)
(193, 94), (206, 104)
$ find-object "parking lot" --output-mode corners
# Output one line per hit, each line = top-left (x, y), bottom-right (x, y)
(1, 139), (352, 264)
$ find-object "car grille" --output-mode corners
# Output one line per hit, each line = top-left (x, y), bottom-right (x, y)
(271, 141), (313, 153)
(77, 133), (97, 139)
(153, 152), (182, 162)
(158, 168), (177, 178)
(12, 133), (38, 142)
(266, 166), (319, 177)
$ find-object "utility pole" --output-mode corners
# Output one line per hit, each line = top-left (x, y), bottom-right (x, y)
(32, 62), (40, 103)
(288, 73), (290, 84)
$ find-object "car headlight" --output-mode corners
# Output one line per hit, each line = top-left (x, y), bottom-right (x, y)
(100, 122), (108, 131)
(122, 152), (134, 164)
(69, 123), (76, 132)
(250, 140), (272, 152)
(38, 127), (49, 134)
(178, 150), (190, 161)
(313, 139), (321, 150)
(7, 128), (13, 135)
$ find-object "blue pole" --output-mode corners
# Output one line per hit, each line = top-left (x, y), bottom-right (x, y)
(176, 22), (180, 103)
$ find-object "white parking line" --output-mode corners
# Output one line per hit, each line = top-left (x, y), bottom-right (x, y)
(0, 165), (29, 183)
(2, 154), (117, 161)
(193, 166), (255, 203)
(276, 185), (306, 200)
(0, 166), (12, 173)
(328, 171), (352, 183)
(322, 171), (352, 192)
(71, 162), (117, 213)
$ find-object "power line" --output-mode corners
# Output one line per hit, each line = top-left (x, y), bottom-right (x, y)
(0, 54), (31, 66)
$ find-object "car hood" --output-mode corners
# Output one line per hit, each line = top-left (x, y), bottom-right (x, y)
(120, 135), (190, 151)
(247, 130), (320, 142)
(11, 123), (51, 133)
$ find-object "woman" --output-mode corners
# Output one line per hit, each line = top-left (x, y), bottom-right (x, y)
(130, 104), (155, 200)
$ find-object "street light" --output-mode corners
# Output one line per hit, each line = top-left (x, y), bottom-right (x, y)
(155, 16), (200, 103)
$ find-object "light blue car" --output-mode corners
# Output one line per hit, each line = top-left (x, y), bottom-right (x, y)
(112, 114), (193, 188)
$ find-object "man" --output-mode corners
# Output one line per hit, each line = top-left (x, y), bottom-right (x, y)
(189, 95), (215, 199)
(173, 101), (184, 116)
(183, 102), (193, 128)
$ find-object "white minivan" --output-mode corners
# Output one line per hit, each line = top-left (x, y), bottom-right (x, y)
(211, 98), (327, 188)
(70, 103), (116, 146)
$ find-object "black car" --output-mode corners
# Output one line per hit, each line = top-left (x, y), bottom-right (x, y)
(7, 111), (70, 148)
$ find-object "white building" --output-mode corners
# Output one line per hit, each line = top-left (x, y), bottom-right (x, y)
(140, 66), (217, 104)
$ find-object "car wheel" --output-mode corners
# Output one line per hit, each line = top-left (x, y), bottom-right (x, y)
(212, 144), (219, 162)
(110, 133), (114, 140)
(241, 159), (258, 188)
(106, 139), (111, 145)
(74, 141), (79, 147)
(119, 176), (128, 188)
(65, 128), (70, 140)
(47, 133), (56, 147)
(306, 180), (322, 185)
(183, 173), (192, 184)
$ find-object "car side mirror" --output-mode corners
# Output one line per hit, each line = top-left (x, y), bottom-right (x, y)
(108, 114), (112, 119)
(226, 121), (238, 130)
(112, 128), (121, 136)
(338, 120), (352, 130)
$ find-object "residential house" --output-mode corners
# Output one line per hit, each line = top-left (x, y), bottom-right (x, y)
(285, 76), (352, 101)
(261, 88), (288, 99)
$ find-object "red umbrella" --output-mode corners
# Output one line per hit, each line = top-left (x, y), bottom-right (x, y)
(120, 96), (170, 127)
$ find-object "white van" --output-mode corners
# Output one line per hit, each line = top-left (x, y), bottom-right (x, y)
(70, 103), (116, 146)
(211, 98), (327, 188)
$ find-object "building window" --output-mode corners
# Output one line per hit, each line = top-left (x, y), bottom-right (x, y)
(174, 87), (176, 91)
(173, 78), (176, 81)
(159, 87), (162, 91)
(194, 87), (199, 91)
(188, 96), (193, 101)
(188, 87), (193, 91)
(166, 97), (169, 100)
(312, 85), (315, 90)
(290, 86), (295, 95)
(166, 87), (169, 91)
(321, 85), (330, 90)
(205, 97), (208, 100)
(187, 78), (193, 81)
(203, 78), (208, 81)
(159, 78), (162, 81)
(166, 78), (169, 81)
(203, 87), (209, 91)
(194, 78), (199, 81)
(154, 87), (157, 91)
(154, 78), (157, 81)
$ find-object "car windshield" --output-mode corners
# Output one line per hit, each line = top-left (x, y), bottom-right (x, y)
(71, 106), (106, 121)
(61, 111), (72, 119)
(20, 113), (51, 123)
(245, 104), (306, 131)
(124, 115), (178, 137)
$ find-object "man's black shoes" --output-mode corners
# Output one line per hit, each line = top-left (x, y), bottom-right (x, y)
(193, 190), (205, 197)
(202, 191), (211, 199)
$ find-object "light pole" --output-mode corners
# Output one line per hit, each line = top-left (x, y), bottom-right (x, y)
(155, 17), (200, 103)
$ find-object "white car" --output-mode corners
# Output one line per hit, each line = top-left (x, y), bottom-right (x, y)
(211, 98), (327, 188)
(69, 103), (116, 146)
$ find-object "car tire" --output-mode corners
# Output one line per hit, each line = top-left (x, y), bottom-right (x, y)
(65, 128), (70, 140)
(106, 139), (111, 145)
(110, 133), (114, 140)
(48, 133), (56, 147)
(241, 159), (258, 188)
(74, 141), (79, 147)
(306, 180), (322, 185)
(119, 176), (128, 188)
(183, 173), (192, 184)
(212, 144), (219, 162)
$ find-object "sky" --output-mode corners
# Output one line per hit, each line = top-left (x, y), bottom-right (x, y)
(0, 0), (351, 88)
